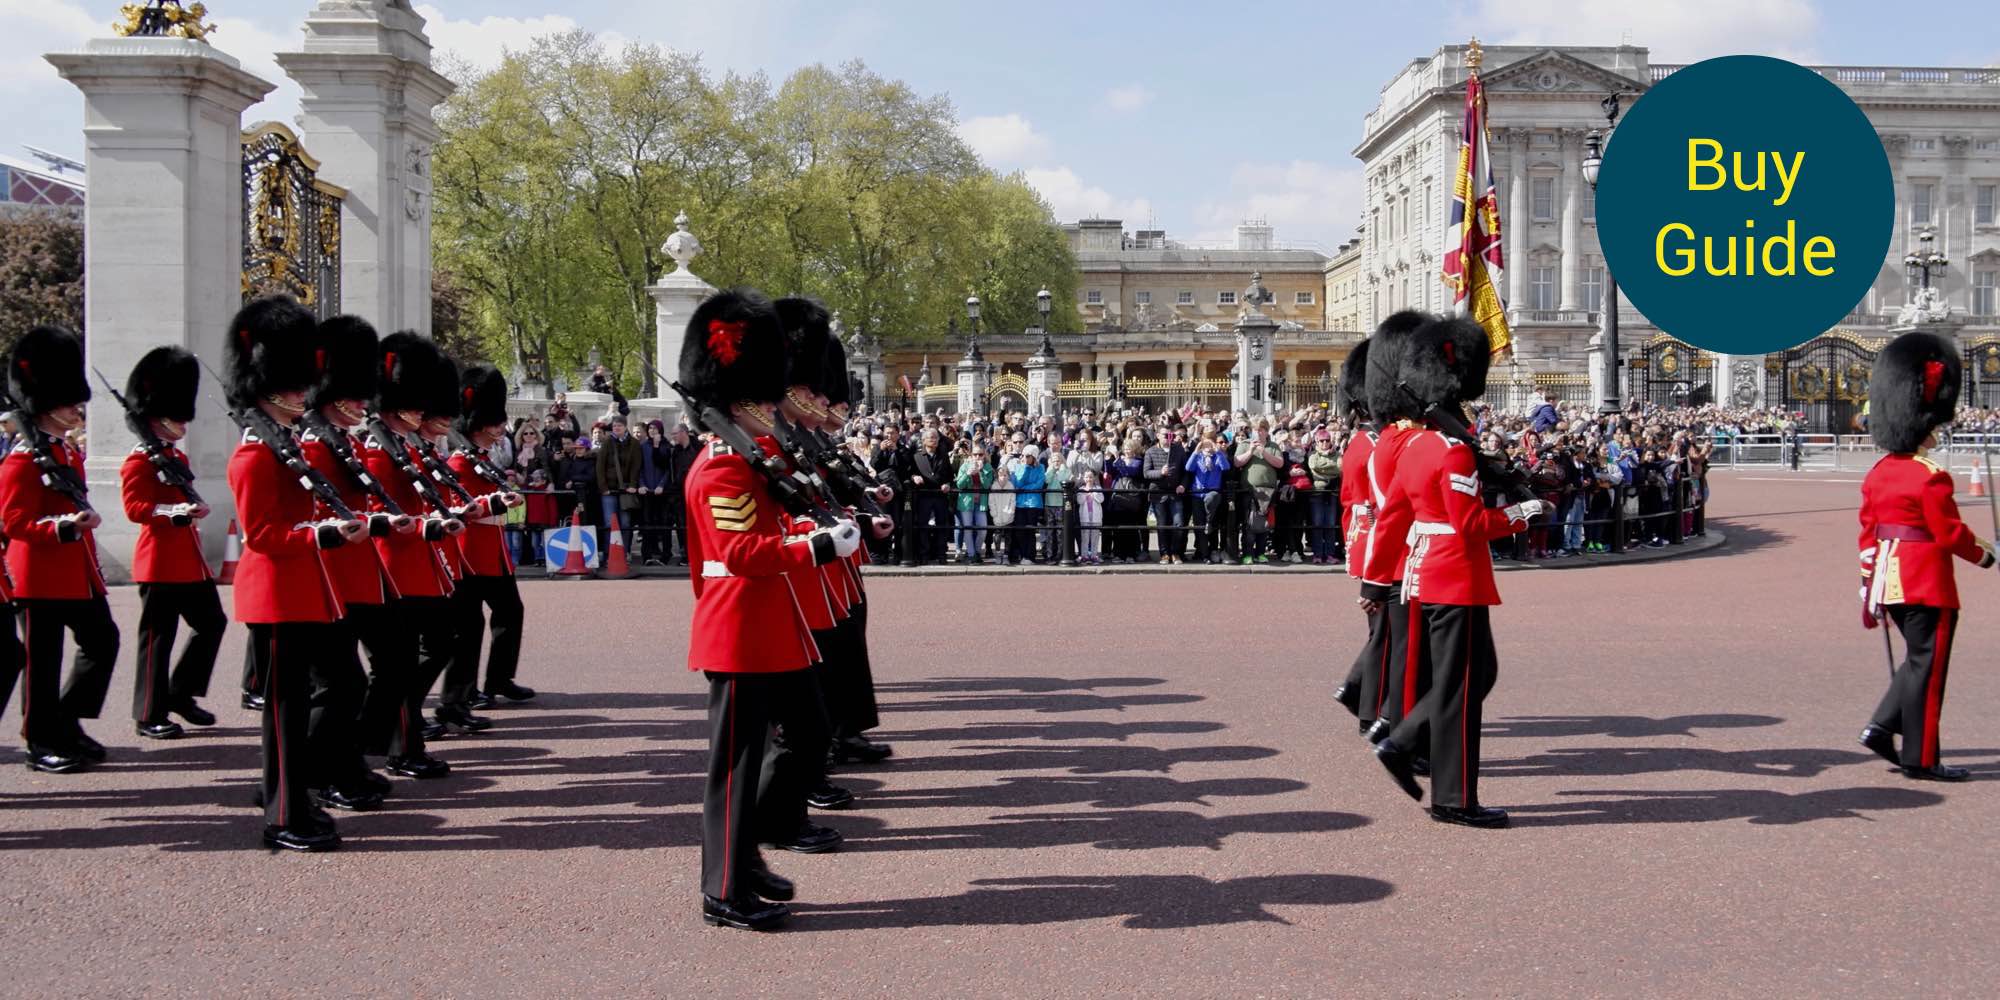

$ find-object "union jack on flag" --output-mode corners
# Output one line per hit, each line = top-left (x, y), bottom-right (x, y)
(1442, 52), (1512, 358)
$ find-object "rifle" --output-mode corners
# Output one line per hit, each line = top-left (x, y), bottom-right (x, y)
(194, 359), (358, 523)
(803, 424), (891, 519)
(364, 415), (466, 518)
(669, 380), (840, 528)
(0, 388), (93, 515)
(448, 429), (514, 487)
(92, 366), (204, 507)
(412, 435), (476, 505)
(298, 410), (411, 524)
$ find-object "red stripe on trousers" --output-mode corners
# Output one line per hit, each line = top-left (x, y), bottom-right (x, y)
(1923, 611), (1952, 767)
(1402, 600), (1422, 716)
(722, 678), (736, 899)
(17, 609), (28, 741)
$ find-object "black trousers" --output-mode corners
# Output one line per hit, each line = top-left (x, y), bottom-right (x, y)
(247, 622), (339, 832)
(1390, 604), (1498, 810)
(17, 596), (119, 750)
(818, 604), (881, 740)
(1871, 605), (1958, 769)
(639, 493), (672, 562)
(1339, 601), (1392, 727)
(131, 581), (226, 723)
(702, 669), (829, 900)
(451, 574), (524, 700)
(1009, 508), (1043, 562)
(1375, 593), (1429, 731)
(0, 606), (22, 726)
(353, 598), (453, 759)
(306, 618), (371, 792)
(913, 495), (951, 561)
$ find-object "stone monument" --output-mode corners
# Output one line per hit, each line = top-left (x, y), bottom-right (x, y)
(639, 211), (715, 422)
(1232, 273), (1278, 415)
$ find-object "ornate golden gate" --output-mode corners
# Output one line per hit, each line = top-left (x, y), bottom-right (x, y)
(242, 123), (344, 317)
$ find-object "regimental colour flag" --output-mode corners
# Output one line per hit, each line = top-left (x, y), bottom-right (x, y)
(1442, 41), (1512, 358)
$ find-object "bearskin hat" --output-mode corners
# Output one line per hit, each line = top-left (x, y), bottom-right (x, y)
(8, 325), (91, 416)
(823, 337), (851, 407)
(1870, 331), (1961, 454)
(1397, 314), (1492, 411)
(375, 331), (446, 416)
(1362, 310), (1433, 422)
(457, 363), (509, 435)
(310, 315), (380, 410)
(678, 287), (788, 405)
(775, 296), (833, 392)
(123, 346), (198, 435)
(1338, 338), (1371, 420)
(225, 295), (318, 410)
(426, 354), (463, 421)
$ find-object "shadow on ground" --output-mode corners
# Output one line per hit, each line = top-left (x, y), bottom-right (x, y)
(789, 873), (1395, 930)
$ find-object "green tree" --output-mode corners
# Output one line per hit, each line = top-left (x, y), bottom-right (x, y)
(0, 209), (85, 350)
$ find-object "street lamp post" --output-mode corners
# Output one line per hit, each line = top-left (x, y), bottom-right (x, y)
(965, 294), (983, 348)
(1904, 227), (1949, 296)
(1035, 286), (1054, 354)
(1582, 93), (1622, 415)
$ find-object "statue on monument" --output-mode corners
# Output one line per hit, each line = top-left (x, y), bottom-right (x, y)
(664, 210), (703, 275)
(1240, 271), (1275, 319)
(113, 1), (216, 41)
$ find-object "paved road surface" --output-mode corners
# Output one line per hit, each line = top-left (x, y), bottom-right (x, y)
(1, 470), (1994, 997)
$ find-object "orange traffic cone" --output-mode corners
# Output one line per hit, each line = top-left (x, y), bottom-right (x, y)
(601, 513), (633, 579)
(552, 506), (595, 579)
(216, 518), (241, 583)
(1973, 477), (1988, 498)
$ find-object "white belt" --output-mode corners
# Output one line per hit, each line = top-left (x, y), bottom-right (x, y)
(702, 560), (732, 579)
(1407, 521), (1456, 542)
(1351, 502), (1373, 517)
(473, 515), (504, 526)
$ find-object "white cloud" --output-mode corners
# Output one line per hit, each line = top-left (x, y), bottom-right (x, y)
(957, 113), (1050, 167)
(210, 14), (303, 129)
(1023, 166), (1152, 224)
(1191, 160), (1366, 248)
(1102, 84), (1153, 113)
(413, 4), (582, 72)
(0, 0), (96, 84)
(1459, 0), (1821, 63)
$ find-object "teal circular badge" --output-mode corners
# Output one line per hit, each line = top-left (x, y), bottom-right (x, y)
(1596, 56), (1893, 356)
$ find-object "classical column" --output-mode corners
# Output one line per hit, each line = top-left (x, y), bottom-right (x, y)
(1506, 129), (1529, 312)
(1559, 129), (1582, 312)
(48, 36), (274, 581)
(278, 1), (455, 335)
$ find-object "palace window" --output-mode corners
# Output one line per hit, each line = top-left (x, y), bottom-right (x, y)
(1975, 270), (1997, 317)
(1978, 184), (1996, 226)
(1582, 266), (1604, 313)
(1085, 290), (1103, 305)
(1529, 266), (1557, 311)
(1134, 291), (1151, 306)
(1913, 183), (1935, 225)
(1583, 186), (1596, 223)
(1296, 291), (1315, 305)
(1218, 291), (1238, 305)
(1912, 138), (1937, 152)
(1176, 290), (1194, 305)
(1532, 177), (1555, 220)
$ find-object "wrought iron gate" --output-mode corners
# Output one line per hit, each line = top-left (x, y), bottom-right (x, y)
(242, 123), (343, 317)
(1625, 336), (1713, 409)
(1770, 332), (1880, 433)
(1965, 337), (2000, 410)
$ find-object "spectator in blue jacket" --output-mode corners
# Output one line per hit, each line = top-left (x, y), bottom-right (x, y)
(1007, 446), (1047, 565)
(1184, 436), (1230, 564)
(1529, 391), (1561, 434)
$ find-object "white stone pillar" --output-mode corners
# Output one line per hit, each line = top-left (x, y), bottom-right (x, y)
(278, 1), (455, 335)
(1506, 129), (1528, 313)
(1559, 130), (1582, 312)
(642, 212), (712, 416)
(47, 37), (274, 581)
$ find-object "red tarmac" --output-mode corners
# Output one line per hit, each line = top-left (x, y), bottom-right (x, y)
(1, 471), (1996, 997)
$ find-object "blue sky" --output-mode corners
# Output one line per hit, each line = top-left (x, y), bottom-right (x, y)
(4, 0), (1994, 248)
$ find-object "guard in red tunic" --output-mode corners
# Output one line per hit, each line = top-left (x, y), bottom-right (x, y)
(1354, 312), (1434, 748)
(411, 353), (494, 735)
(1373, 316), (1545, 828)
(119, 346), (225, 740)
(298, 315), (404, 807)
(1332, 336), (1383, 730)
(1857, 332), (1992, 782)
(819, 336), (895, 766)
(224, 296), (367, 851)
(682, 287), (861, 931)
(447, 363), (531, 710)
(2, 325), (117, 774)
(359, 333), (467, 778)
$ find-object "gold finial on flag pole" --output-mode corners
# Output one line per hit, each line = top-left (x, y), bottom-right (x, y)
(1466, 37), (1484, 73)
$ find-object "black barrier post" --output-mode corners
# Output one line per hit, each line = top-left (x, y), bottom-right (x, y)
(1611, 486), (1628, 553)
(899, 487), (918, 566)
(1059, 482), (1077, 566)
(1669, 480), (1686, 545)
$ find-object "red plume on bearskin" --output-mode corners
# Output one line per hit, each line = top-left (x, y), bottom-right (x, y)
(309, 315), (381, 410)
(1871, 331), (1961, 454)
(375, 331), (444, 416)
(1398, 314), (1491, 411)
(678, 288), (787, 405)
(225, 296), (318, 410)
(124, 345), (198, 435)
(9, 325), (91, 416)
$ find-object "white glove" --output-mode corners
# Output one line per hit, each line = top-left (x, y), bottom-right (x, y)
(826, 519), (863, 558)
(1504, 499), (1551, 522)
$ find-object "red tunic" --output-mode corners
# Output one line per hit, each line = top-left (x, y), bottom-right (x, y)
(0, 442), (106, 599)
(119, 446), (211, 584)
(1358, 423), (1419, 589)
(226, 436), (341, 624)
(1860, 452), (1990, 610)
(684, 438), (822, 674)
(301, 431), (398, 607)
(1340, 428), (1376, 579)
(1396, 430), (1531, 607)
(363, 439), (454, 599)
(447, 451), (514, 578)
